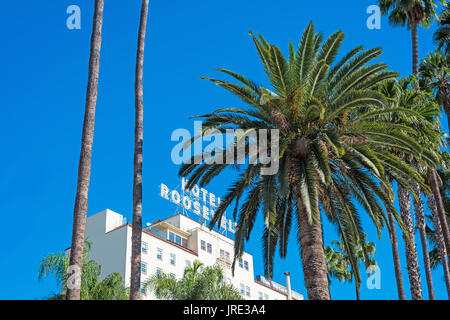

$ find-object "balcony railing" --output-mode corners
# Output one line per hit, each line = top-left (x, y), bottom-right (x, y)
(146, 227), (167, 240)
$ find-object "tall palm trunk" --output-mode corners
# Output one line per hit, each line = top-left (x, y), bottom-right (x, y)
(404, 17), (423, 301)
(398, 184), (423, 300)
(295, 197), (330, 300)
(428, 193), (450, 299)
(66, 0), (104, 300)
(130, 0), (149, 300)
(382, 183), (407, 300)
(410, 21), (419, 77)
(411, 170), (435, 299)
(428, 169), (450, 255)
(388, 210), (407, 300)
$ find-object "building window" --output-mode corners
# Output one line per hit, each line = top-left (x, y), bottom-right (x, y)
(141, 283), (147, 294)
(258, 292), (263, 300)
(156, 268), (162, 277)
(170, 273), (176, 280)
(201, 240), (206, 251)
(246, 286), (250, 297)
(220, 249), (230, 259)
(207, 243), (212, 254)
(168, 231), (187, 248)
(141, 262), (147, 274)
(264, 294), (269, 300)
(240, 284), (245, 295)
(244, 260), (249, 271)
(238, 258), (243, 268)
(170, 253), (176, 266)
(185, 260), (191, 268)
(142, 242), (148, 254)
(157, 248), (163, 260)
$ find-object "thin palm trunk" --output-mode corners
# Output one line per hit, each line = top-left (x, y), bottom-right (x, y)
(130, 0), (149, 300)
(398, 184), (423, 300)
(411, 21), (419, 77)
(417, 221), (435, 299)
(66, 0), (104, 300)
(411, 161), (435, 300)
(382, 183), (407, 300)
(412, 186), (435, 299)
(295, 197), (330, 300)
(428, 193), (450, 299)
(355, 284), (360, 300)
(388, 210), (407, 300)
(428, 169), (450, 256)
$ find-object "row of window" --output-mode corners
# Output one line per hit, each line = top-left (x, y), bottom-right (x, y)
(200, 240), (212, 254)
(141, 259), (192, 275)
(143, 240), (248, 273)
(238, 258), (249, 271)
(258, 292), (269, 300)
(145, 240), (249, 271)
(142, 242), (191, 268)
(219, 249), (231, 260)
(238, 284), (269, 299)
(141, 233), (188, 255)
(168, 231), (188, 248)
(240, 284), (251, 297)
(240, 287), (270, 300)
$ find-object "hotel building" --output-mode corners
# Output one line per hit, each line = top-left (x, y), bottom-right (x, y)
(84, 209), (304, 300)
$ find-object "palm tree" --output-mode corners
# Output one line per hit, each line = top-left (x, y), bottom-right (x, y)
(379, 2), (450, 268)
(420, 53), (450, 257)
(434, 4), (450, 54)
(379, 0), (445, 75)
(130, 0), (150, 301)
(39, 242), (129, 300)
(377, 78), (442, 299)
(67, 0), (105, 300)
(143, 260), (243, 300)
(325, 237), (377, 300)
(420, 51), (450, 130)
(179, 22), (427, 299)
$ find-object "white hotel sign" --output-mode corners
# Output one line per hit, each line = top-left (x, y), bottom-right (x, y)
(160, 178), (237, 233)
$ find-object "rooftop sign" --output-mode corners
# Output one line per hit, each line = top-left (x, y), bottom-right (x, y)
(159, 178), (237, 234)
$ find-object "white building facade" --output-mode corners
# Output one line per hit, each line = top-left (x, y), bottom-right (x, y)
(83, 209), (304, 300)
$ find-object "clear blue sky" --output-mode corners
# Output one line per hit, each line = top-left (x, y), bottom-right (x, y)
(0, 0), (448, 300)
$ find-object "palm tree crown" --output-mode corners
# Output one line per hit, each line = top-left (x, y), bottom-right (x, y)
(179, 22), (431, 299)
(420, 51), (450, 129)
(379, 0), (444, 28)
(434, 5), (450, 54)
